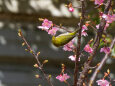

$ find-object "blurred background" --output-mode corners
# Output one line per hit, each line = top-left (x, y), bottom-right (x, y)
(0, 0), (114, 86)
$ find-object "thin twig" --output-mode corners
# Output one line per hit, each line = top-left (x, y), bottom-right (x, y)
(22, 36), (41, 66)
(89, 37), (115, 85)
(54, 24), (73, 33)
(65, 81), (71, 86)
(18, 30), (54, 86)
(89, 24), (97, 32)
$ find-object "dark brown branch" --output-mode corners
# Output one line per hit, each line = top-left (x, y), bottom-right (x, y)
(77, 0), (112, 86)
(73, 0), (85, 86)
(89, 37), (115, 85)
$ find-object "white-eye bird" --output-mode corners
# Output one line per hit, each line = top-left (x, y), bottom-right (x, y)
(52, 29), (79, 47)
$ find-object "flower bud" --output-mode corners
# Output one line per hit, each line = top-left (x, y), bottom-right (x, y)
(48, 75), (52, 79)
(43, 60), (48, 64)
(22, 42), (25, 46)
(34, 64), (39, 68)
(25, 49), (29, 52)
(35, 74), (39, 78)
(107, 69), (110, 74)
(88, 70), (92, 74)
(37, 52), (40, 56)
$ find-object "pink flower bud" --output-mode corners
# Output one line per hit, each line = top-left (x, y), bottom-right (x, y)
(69, 7), (74, 12)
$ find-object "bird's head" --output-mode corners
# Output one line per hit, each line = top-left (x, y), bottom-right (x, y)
(52, 36), (60, 47)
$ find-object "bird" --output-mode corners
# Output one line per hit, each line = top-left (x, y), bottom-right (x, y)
(52, 29), (79, 47)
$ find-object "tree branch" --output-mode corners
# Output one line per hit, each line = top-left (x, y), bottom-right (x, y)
(18, 30), (54, 86)
(89, 37), (115, 85)
(73, 0), (85, 86)
(77, 0), (112, 86)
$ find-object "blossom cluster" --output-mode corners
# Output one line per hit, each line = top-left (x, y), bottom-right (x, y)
(38, 19), (59, 36)
(37, 0), (114, 84)
(56, 73), (70, 82)
(102, 14), (115, 23)
(97, 13), (115, 31)
(62, 25), (88, 61)
(63, 25), (88, 51)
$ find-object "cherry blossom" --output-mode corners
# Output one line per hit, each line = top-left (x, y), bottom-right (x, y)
(69, 7), (74, 12)
(104, 23), (109, 30)
(38, 19), (53, 31)
(102, 14), (115, 23)
(84, 44), (93, 54)
(68, 3), (74, 12)
(81, 31), (88, 36)
(82, 25), (88, 31)
(81, 25), (88, 37)
(56, 73), (70, 82)
(96, 79), (109, 86)
(100, 47), (110, 54)
(48, 27), (59, 36)
(63, 39), (75, 51)
(96, 24), (99, 29)
(95, 0), (104, 5)
(68, 55), (76, 61)
(68, 55), (80, 61)
(96, 23), (109, 30)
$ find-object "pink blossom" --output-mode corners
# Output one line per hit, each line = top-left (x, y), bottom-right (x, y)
(38, 19), (53, 31)
(81, 25), (88, 37)
(68, 55), (76, 61)
(81, 31), (88, 36)
(63, 39), (75, 51)
(104, 23), (109, 30)
(102, 14), (107, 19)
(96, 79), (109, 86)
(78, 57), (80, 61)
(84, 44), (93, 54)
(56, 73), (70, 82)
(69, 7), (74, 12)
(96, 24), (99, 29)
(95, 0), (104, 5)
(102, 14), (115, 23)
(100, 47), (110, 54)
(96, 23), (109, 30)
(78, 24), (88, 31)
(82, 25), (88, 31)
(48, 27), (59, 36)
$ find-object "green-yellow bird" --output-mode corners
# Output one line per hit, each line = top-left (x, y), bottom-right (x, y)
(52, 29), (79, 47)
